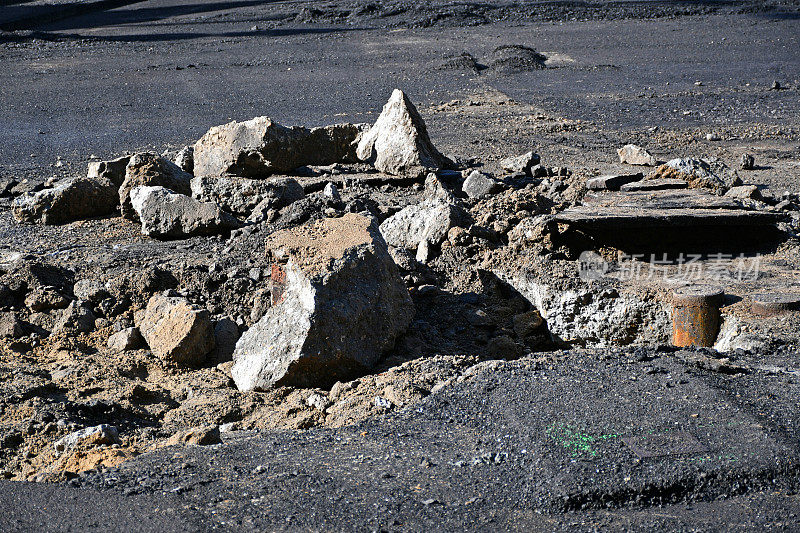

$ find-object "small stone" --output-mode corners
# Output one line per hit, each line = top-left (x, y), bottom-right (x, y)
(53, 301), (96, 335)
(25, 286), (70, 312)
(724, 185), (761, 200)
(166, 425), (221, 446)
(323, 182), (341, 203)
(0, 313), (25, 338)
(617, 144), (657, 166)
(462, 170), (503, 199)
(107, 327), (144, 352)
(740, 153), (755, 170)
(706, 133), (721, 141)
(500, 151), (540, 176)
(138, 294), (215, 366)
(53, 424), (120, 453)
(87, 155), (130, 187)
(173, 146), (194, 173)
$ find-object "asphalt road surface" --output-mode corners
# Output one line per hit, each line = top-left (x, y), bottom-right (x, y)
(2, 1), (800, 531)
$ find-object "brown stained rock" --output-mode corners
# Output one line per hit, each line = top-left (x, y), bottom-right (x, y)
(650, 158), (741, 194)
(231, 213), (414, 391)
(356, 89), (452, 178)
(138, 294), (215, 366)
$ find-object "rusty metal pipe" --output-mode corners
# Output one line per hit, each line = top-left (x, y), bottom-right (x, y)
(671, 285), (724, 348)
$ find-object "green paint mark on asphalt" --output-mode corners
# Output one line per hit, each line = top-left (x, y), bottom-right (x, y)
(546, 422), (620, 458)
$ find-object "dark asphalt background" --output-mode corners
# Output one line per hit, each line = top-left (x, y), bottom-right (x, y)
(2, 1), (800, 531)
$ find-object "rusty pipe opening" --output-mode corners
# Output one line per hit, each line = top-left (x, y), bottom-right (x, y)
(671, 285), (724, 348)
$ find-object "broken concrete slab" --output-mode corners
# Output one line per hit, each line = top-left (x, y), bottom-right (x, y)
(119, 153), (192, 220)
(12, 177), (118, 225)
(138, 293), (215, 366)
(556, 189), (780, 231)
(356, 89), (452, 178)
(231, 213), (414, 391)
(586, 172), (643, 191)
(130, 186), (240, 240)
(617, 144), (657, 166)
(379, 201), (465, 255)
(620, 178), (688, 192)
(193, 118), (366, 179)
(190, 175), (303, 217)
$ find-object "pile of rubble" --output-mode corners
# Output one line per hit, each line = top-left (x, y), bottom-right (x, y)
(1, 89), (799, 482)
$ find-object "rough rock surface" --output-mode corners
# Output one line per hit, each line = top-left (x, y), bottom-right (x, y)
(462, 170), (504, 199)
(107, 327), (144, 352)
(193, 118), (365, 178)
(138, 293), (215, 366)
(130, 186), (240, 239)
(173, 146), (194, 173)
(380, 202), (464, 255)
(356, 89), (452, 177)
(12, 177), (118, 225)
(87, 156), (131, 187)
(231, 213), (414, 391)
(53, 301), (95, 335)
(617, 144), (657, 166)
(190, 175), (303, 216)
(651, 157), (742, 193)
(53, 425), (120, 453)
(119, 153), (192, 220)
(500, 151), (540, 176)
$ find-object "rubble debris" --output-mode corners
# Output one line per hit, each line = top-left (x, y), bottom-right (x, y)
(87, 155), (131, 187)
(462, 170), (503, 199)
(190, 175), (303, 217)
(231, 213), (414, 391)
(380, 200), (466, 261)
(12, 177), (118, 225)
(117, 153), (191, 221)
(25, 286), (70, 312)
(130, 186), (241, 239)
(193, 118), (365, 178)
(586, 172), (643, 191)
(650, 157), (741, 194)
(500, 151), (540, 176)
(617, 144), (656, 166)
(138, 293), (215, 366)
(356, 89), (452, 177)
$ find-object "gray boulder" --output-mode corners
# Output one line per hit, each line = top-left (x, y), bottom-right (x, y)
(356, 89), (452, 177)
(119, 153), (192, 220)
(12, 177), (118, 225)
(193, 118), (365, 178)
(87, 155), (131, 187)
(380, 199), (466, 260)
(130, 186), (240, 239)
(500, 151), (540, 176)
(462, 170), (504, 199)
(190, 175), (303, 216)
(617, 144), (657, 166)
(0, 313), (25, 338)
(231, 213), (414, 390)
(138, 293), (215, 365)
